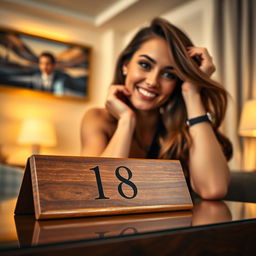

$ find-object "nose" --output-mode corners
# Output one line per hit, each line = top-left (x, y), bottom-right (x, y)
(145, 70), (159, 88)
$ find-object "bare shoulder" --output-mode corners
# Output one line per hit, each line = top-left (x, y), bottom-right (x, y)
(81, 107), (116, 135)
(80, 108), (117, 156)
(82, 107), (114, 123)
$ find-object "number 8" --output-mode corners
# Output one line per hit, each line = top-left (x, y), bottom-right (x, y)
(116, 166), (138, 199)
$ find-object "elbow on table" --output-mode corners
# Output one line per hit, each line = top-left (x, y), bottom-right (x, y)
(197, 185), (228, 200)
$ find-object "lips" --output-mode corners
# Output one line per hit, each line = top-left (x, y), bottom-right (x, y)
(136, 86), (158, 100)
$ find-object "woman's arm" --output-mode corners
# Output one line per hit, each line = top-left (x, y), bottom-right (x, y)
(192, 200), (232, 226)
(101, 112), (135, 157)
(81, 85), (136, 158)
(184, 92), (230, 200)
(183, 47), (230, 200)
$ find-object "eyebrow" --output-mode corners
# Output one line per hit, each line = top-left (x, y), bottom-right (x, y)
(139, 54), (174, 70)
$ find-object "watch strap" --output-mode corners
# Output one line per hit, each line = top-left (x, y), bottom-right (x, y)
(186, 112), (212, 127)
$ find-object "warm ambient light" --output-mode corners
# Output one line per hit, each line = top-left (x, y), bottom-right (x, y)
(239, 100), (256, 137)
(18, 118), (57, 154)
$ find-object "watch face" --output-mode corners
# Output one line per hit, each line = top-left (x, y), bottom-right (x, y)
(206, 112), (213, 122)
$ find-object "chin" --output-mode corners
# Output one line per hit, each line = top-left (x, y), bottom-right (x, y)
(133, 99), (165, 111)
(133, 103), (158, 112)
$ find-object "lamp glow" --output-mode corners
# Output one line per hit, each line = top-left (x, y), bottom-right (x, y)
(239, 100), (256, 137)
(18, 118), (57, 154)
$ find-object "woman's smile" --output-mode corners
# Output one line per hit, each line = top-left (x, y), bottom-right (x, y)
(135, 85), (158, 101)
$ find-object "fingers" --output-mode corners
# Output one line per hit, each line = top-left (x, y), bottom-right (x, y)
(187, 47), (216, 76)
(105, 85), (134, 119)
(187, 47), (211, 59)
(108, 85), (131, 97)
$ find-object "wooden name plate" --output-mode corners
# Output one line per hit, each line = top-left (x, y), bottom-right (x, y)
(15, 155), (193, 220)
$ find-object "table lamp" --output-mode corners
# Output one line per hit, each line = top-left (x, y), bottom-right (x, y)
(239, 99), (256, 170)
(239, 99), (256, 137)
(18, 118), (57, 155)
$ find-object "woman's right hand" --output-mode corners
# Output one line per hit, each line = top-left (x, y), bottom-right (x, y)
(105, 85), (135, 120)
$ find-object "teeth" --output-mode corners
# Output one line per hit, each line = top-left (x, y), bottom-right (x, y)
(138, 87), (156, 98)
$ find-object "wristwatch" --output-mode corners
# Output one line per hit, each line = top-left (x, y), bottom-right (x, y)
(186, 112), (213, 127)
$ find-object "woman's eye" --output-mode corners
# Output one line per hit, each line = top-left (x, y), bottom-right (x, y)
(138, 61), (151, 70)
(162, 72), (177, 80)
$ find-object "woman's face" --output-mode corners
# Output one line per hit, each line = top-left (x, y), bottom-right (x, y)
(123, 37), (178, 111)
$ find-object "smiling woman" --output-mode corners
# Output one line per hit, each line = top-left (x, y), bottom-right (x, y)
(80, 17), (233, 200)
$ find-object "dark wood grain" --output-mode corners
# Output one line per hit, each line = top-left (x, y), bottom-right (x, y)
(15, 155), (193, 219)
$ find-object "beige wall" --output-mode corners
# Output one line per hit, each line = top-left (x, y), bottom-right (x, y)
(0, 6), (118, 165)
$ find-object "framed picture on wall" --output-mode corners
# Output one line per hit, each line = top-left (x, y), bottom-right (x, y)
(0, 27), (91, 100)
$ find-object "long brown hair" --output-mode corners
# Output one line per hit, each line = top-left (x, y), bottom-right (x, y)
(112, 17), (232, 169)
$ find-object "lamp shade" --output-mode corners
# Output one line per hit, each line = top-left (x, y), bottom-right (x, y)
(239, 100), (256, 137)
(18, 118), (57, 147)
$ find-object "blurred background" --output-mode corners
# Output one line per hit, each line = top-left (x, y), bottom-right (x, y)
(0, 0), (255, 171)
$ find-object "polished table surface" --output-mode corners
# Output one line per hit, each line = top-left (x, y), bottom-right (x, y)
(1, 165), (256, 256)
(1, 194), (256, 255)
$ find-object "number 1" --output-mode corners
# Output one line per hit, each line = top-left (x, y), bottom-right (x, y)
(90, 166), (109, 199)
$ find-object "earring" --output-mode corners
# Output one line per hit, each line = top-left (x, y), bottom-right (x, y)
(122, 70), (127, 76)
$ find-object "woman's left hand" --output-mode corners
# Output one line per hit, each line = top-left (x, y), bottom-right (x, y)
(187, 47), (216, 76)
(182, 47), (216, 117)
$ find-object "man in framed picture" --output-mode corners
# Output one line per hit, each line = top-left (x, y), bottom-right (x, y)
(31, 52), (70, 95)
